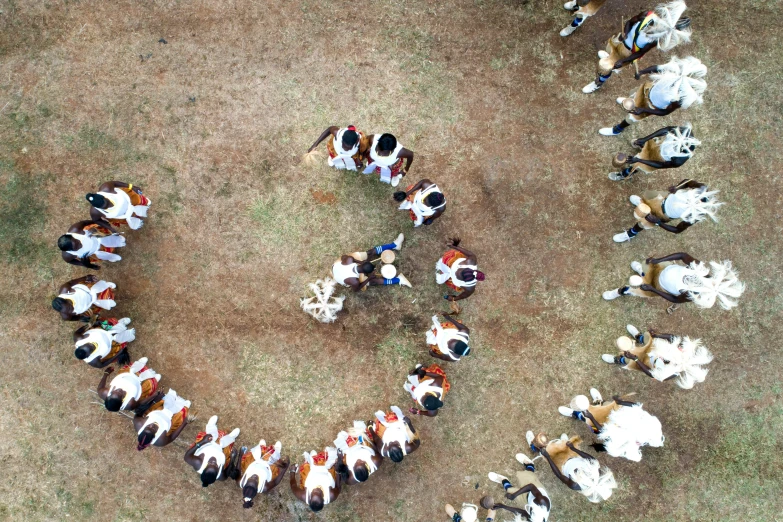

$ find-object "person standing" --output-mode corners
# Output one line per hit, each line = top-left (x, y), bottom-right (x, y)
(52, 275), (116, 321)
(86, 181), (151, 230)
(436, 239), (484, 306)
(602, 324), (713, 389)
(236, 440), (289, 508)
(583, 1), (691, 93)
(526, 432), (617, 503)
(370, 406), (421, 463)
(307, 125), (370, 171)
(290, 447), (342, 512)
(183, 415), (241, 488)
(334, 421), (383, 485)
(73, 316), (134, 368)
(487, 452), (551, 522)
(602, 253), (745, 310)
(394, 179), (446, 227)
(58, 220), (125, 269)
(426, 313), (470, 362)
(612, 179), (722, 243)
(404, 364), (450, 417)
(607, 125), (700, 180)
(133, 389), (191, 450)
(557, 389), (664, 462)
(362, 132), (414, 187)
(96, 358), (161, 412)
(599, 56), (707, 136)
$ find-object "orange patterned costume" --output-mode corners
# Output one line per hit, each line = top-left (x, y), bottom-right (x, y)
(240, 444), (281, 482)
(117, 364), (159, 401)
(429, 320), (463, 357)
(192, 430), (234, 462)
(297, 451), (336, 490)
(439, 250), (466, 293)
(145, 400), (189, 435)
(106, 187), (151, 228)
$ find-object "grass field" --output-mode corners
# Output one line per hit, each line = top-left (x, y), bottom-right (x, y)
(1, 0), (782, 521)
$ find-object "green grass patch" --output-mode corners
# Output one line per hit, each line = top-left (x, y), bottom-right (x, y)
(0, 165), (51, 267)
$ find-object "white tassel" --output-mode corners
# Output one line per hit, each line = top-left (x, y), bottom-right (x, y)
(300, 277), (345, 323)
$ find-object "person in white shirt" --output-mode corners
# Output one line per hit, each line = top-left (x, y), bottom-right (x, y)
(426, 313), (470, 362)
(602, 252), (745, 310)
(86, 181), (151, 230)
(73, 317), (134, 368)
(96, 358), (161, 412)
(183, 415), (240, 488)
(394, 178), (446, 227)
(613, 179), (722, 243)
(58, 219), (125, 269)
(599, 56), (706, 136)
(306, 125), (369, 171)
(608, 124), (700, 181)
(334, 421), (383, 485)
(362, 133), (414, 187)
(583, 1), (691, 93)
(602, 324), (713, 389)
(332, 234), (411, 291)
(289, 447), (342, 512)
(370, 406), (421, 463)
(133, 389), (191, 450)
(52, 275), (116, 322)
(236, 440), (289, 508)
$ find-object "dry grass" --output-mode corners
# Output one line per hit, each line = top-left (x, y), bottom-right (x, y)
(1, 0), (782, 521)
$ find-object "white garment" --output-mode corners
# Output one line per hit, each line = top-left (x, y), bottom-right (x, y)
(398, 184), (445, 227)
(76, 328), (114, 363)
(66, 233), (101, 259)
(374, 407), (414, 456)
(333, 421), (378, 480)
(106, 318), (135, 344)
(435, 256), (477, 287)
(108, 358), (159, 410)
(303, 448), (337, 505)
(196, 442), (227, 476)
(363, 134), (403, 184)
(197, 415), (240, 477)
(562, 456), (592, 480)
(648, 80), (677, 109)
(78, 318), (135, 363)
(66, 230), (125, 262)
(328, 128), (360, 171)
(657, 264), (692, 295)
(623, 20), (652, 50)
(240, 440), (281, 489)
(404, 374), (443, 406)
(526, 488), (551, 520)
(137, 389), (190, 445)
(96, 190), (149, 230)
(663, 191), (690, 219)
(59, 281), (116, 314)
(425, 315), (469, 361)
(332, 260), (360, 286)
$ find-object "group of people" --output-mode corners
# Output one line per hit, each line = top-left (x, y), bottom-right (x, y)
(50, 163), (484, 514)
(443, 3), (746, 522)
(47, 5), (747, 518)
